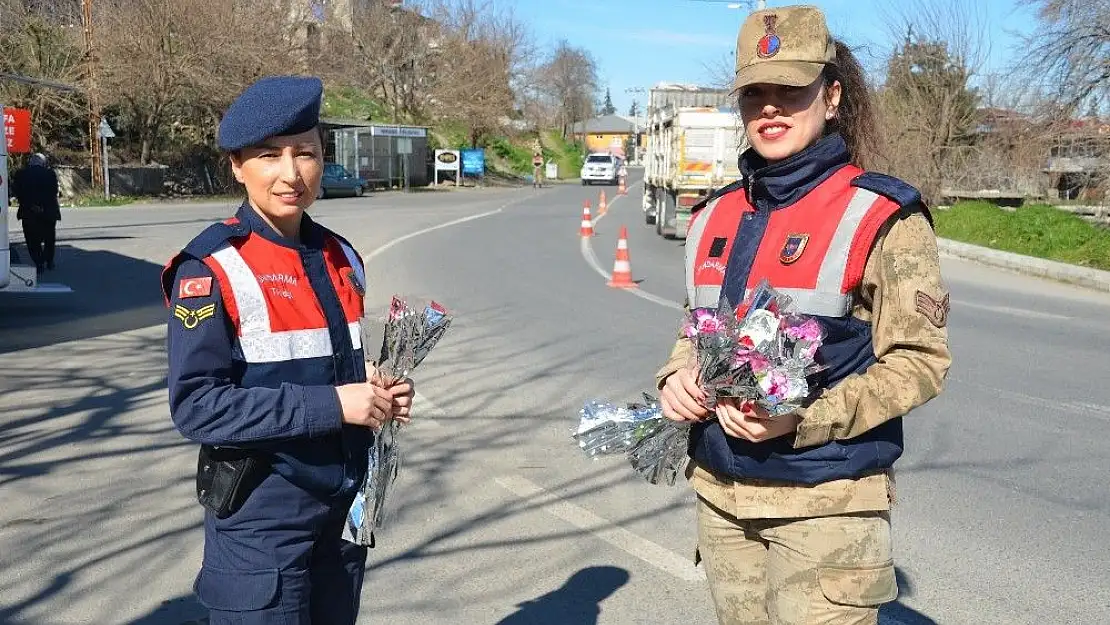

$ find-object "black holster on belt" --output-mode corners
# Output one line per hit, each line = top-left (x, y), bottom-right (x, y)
(196, 445), (270, 519)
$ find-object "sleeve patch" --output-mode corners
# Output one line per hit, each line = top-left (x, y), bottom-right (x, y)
(174, 303), (217, 329)
(178, 276), (213, 299)
(915, 291), (950, 328)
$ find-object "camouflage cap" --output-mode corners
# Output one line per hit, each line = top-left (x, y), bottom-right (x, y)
(734, 5), (836, 91)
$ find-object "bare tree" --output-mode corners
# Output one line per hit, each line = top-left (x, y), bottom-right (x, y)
(537, 40), (598, 139)
(94, 0), (296, 164)
(874, 0), (988, 204)
(1015, 0), (1110, 116)
(0, 0), (87, 156)
(701, 50), (736, 91)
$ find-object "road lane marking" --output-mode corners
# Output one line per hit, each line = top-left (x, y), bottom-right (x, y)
(580, 182), (684, 311)
(958, 300), (1071, 320)
(366, 207), (504, 261)
(493, 474), (703, 583)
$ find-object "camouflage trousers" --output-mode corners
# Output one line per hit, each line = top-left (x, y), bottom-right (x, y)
(696, 497), (897, 625)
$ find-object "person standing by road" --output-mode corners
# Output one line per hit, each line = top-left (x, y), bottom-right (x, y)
(656, 6), (952, 623)
(532, 151), (544, 188)
(12, 152), (61, 272)
(162, 75), (413, 624)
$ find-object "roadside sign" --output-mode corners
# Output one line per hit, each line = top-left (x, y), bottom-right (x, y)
(98, 117), (115, 139)
(4, 107), (31, 153)
(461, 148), (485, 176)
(434, 149), (459, 171)
(434, 149), (460, 187)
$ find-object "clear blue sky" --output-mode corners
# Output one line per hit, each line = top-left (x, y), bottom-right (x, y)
(497, 0), (1040, 115)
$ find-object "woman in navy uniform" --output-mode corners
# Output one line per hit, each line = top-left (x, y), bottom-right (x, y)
(656, 6), (952, 624)
(163, 75), (413, 624)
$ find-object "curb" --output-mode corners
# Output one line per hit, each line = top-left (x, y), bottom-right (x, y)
(938, 238), (1110, 293)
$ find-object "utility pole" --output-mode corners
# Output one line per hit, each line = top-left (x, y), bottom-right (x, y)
(81, 0), (103, 190)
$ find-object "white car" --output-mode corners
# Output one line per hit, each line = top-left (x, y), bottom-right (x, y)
(580, 153), (620, 185)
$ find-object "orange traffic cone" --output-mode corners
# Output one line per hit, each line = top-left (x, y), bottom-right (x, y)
(607, 226), (636, 289)
(598, 190), (608, 216)
(618, 176), (627, 196)
(580, 202), (594, 237)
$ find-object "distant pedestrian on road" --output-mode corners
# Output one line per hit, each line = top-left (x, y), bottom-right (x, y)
(162, 75), (413, 624)
(12, 152), (61, 272)
(532, 151), (544, 188)
(656, 5), (952, 624)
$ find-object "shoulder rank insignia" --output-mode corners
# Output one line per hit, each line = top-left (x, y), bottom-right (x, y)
(915, 291), (950, 328)
(779, 233), (809, 265)
(174, 303), (216, 330)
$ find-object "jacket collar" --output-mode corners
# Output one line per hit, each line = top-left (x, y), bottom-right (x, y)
(740, 133), (851, 211)
(235, 201), (323, 250)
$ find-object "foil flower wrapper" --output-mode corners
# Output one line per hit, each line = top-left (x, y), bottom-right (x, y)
(573, 395), (691, 487)
(344, 295), (452, 546)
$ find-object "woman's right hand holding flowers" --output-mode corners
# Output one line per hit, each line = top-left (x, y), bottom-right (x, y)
(660, 367), (711, 423)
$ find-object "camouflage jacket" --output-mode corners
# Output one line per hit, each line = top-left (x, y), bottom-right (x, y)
(655, 211), (952, 518)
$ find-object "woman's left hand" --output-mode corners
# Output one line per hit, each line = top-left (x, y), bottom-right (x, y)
(715, 398), (800, 443)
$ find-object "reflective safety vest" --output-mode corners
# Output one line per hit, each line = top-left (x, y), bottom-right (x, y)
(162, 209), (370, 495)
(684, 164), (910, 484)
(205, 230), (364, 372)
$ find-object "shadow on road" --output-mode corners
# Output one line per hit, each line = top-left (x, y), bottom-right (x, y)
(879, 567), (938, 625)
(0, 243), (167, 354)
(495, 566), (630, 625)
(126, 595), (208, 625)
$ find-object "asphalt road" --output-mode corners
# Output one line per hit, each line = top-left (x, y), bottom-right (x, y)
(1, 170), (1108, 624)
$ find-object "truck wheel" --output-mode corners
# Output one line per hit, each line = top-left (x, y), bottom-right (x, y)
(661, 191), (678, 239)
(653, 188), (663, 236)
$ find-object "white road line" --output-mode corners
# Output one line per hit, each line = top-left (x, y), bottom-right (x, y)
(365, 207), (504, 261)
(581, 182), (684, 311)
(958, 300), (1071, 320)
(494, 474), (703, 583)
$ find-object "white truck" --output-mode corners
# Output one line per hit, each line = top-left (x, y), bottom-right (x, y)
(642, 84), (748, 239)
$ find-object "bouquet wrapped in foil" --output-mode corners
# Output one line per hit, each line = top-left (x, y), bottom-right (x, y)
(573, 394), (689, 486)
(690, 279), (826, 417)
(573, 281), (826, 486)
(344, 295), (452, 546)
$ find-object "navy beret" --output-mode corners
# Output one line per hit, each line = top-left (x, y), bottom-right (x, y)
(217, 75), (324, 152)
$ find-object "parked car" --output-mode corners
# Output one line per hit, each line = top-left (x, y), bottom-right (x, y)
(580, 153), (620, 186)
(318, 163), (368, 199)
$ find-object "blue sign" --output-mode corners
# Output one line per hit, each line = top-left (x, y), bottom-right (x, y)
(461, 149), (485, 176)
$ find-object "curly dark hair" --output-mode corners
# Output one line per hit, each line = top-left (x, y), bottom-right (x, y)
(823, 40), (881, 169)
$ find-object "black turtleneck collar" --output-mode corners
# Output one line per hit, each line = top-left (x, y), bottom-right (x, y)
(235, 201), (323, 249)
(739, 133), (851, 211)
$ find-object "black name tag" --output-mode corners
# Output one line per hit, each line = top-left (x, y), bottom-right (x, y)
(708, 237), (728, 258)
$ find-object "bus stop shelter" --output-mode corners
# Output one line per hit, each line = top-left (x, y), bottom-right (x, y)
(322, 118), (430, 190)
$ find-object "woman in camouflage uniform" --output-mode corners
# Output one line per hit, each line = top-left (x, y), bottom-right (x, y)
(657, 6), (952, 624)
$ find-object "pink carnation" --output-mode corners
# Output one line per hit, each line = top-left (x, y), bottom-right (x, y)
(734, 349), (770, 373)
(785, 319), (822, 342)
(762, 369), (789, 399)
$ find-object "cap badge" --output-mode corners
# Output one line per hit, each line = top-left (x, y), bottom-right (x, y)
(757, 14), (781, 59)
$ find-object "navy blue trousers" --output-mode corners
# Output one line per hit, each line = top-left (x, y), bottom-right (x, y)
(193, 472), (368, 624)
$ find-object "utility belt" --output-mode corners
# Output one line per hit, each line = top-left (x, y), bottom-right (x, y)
(195, 444), (271, 519)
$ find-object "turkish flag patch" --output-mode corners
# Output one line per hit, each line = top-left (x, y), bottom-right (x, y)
(178, 276), (213, 299)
